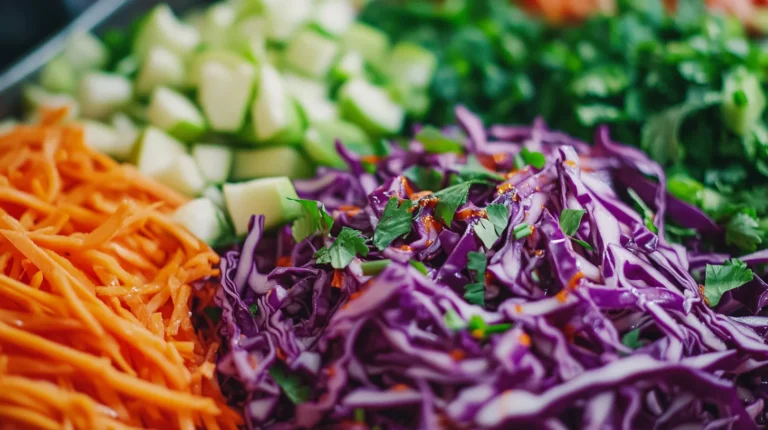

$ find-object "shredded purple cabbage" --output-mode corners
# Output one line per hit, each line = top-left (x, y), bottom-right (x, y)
(215, 107), (768, 429)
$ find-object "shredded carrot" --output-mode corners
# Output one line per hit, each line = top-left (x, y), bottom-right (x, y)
(0, 116), (240, 428)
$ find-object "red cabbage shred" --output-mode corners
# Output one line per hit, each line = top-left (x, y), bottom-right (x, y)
(214, 107), (768, 429)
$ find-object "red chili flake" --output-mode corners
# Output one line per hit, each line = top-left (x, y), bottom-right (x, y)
(519, 333), (532, 347)
(449, 349), (466, 361)
(556, 289), (569, 303)
(331, 270), (344, 288)
(339, 205), (361, 216)
(568, 271), (584, 290)
(276, 256), (292, 267)
(390, 383), (410, 392)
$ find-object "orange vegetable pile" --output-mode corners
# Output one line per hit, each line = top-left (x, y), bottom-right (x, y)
(0, 108), (240, 429)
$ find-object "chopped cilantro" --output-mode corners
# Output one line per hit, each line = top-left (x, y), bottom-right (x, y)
(416, 125), (464, 153)
(289, 198), (334, 243)
(360, 259), (391, 276)
(410, 260), (429, 275)
(474, 218), (499, 248)
(314, 227), (369, 269)
(444, 309), (466, 331)
(464, 251), (487, 306)
(374, 197), (415, 249)
(467, 315), (512, 339)
(622, 328), (642, 350)
(520, 147), (546, 169)
(403, 166), (444, 192)
(703, 259), (754, 307)
(434, 181), (479, 226)
(249, 303), (259, 318)
(725, 212), (763, 252)
(559, 209), (586, 236)
(486, 204), (509, 234)
(269, 364), (311, 404)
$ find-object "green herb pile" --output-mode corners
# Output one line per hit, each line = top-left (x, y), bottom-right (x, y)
(361, 0), (768, 252)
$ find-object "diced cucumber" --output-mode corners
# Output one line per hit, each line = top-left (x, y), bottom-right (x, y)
(295, 96), (338, 123)
(223, 176), (302, 234)
(251, 64), (303, 143)
(303, 120), (373, 168)
(283, 73), (329, 100)
(284, 29), (340, 78)
(81, 120), (135, 160)
(201, 3), (236, 48)
(135, 47), (186, 96)
(339, 79), (404, 135)
(111, 113), (140, 160)
(203, 185), (226, 209)
(134, 5), (200, 60)
(131, 126), (188, 176)
(387, 42), (437, 90)
(343, 23), (390, 65)
(23, 85), (79, 120)
(39, 56), (76, 94)
(189, 50), (254, 87)
(77, 73), (132, 119)
(152, 154), (206, 197)
(192, 144), (233, 185)
(332, 51), (364, 82)
(388, 81), (431, 118)
(197, 58), (256, 132)
(62, 32), (107, 72)
(261, 0), (314, 43)
(314, 0), (356, 36)
(147, 87), (206, 141)
(115, 56), (139, 78)
(229, 17), (267, 63)
(231, 146), (313, 181)
(173, 198), (230, 245)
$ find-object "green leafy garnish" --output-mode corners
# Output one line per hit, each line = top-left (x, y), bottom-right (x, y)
(571, 238), (594, 251)
(622, 328), (642, 350)
(354, 408), (366, 423)
(374, 197), (415, 249)
(269, 364), (311, 404)
(559, 209), (586, 236)
(314, 227), (369, 269)
(474, 219), (498, 248)
(703, 259), (754, 307)
(416, 125), (463, 153)
(486, 204), (509, 234)
(290, 199), (334, 243)
(360, 259), (391, 276)
(433, 181), (478, 226)
(520, 147), (546, 169)
(464, 251), (487, 306)
(725, 212), (763, 252)
(627, 188), (657, 233)
(403, 166), (444, 192)
(410, 260), (429, 275)
(454, 155), (505, 183)
(249, 304), (259, 318)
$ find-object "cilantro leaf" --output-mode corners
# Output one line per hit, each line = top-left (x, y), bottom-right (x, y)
(269, 364), (311, 404)
(410, 260), (428, 275)
(374, 197), (415, 249)
(559, 209), (587, 236)
(434, 181), (478, 226)
(520, 147), (546, 169)
(290, 199), (334, 243)
(726, 213), (763, 252)
(474, 218), (498, 248)
(416, 126), (464, 153)
(464, 251), (487, 306)
(249, 304), (259, 318)
(486, 204), (509, 235)
(622, 328), (642, 349)
(314, 227), (369, 269)
(403, 166), (444, 192)
(454, 155), (505, 183)
(571, 238), (594, 251)
(703, 259), (754, 307)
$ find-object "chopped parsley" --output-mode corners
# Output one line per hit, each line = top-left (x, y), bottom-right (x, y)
(289, 198), (334, 243)
(373, 197), (415, 249)
(416, 125), (463, 153)
(314, 227), (369, 269)
(703, 259), (754, 307)
(433, 180), (479, 226)
(464, 251), (487, 306)
(269, 364), (311, 404)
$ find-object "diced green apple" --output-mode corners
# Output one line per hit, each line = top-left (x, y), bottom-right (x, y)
(196, 57), (256, 132)
(200, 3), (236, 48)
(223, 177), (302, 234)
(173, 198), (231, 245)
(339, 79), (404, 135)
(251, 64), (303, 143)
(192, 144), (233, 184)
(62, 32), (107, 72)
(134, 4), (200, 60)
(81, 120), (135, 160)
(131, 126), (188, 176)
(152, 154), (206, 197)
(39, 56), (76, 94)
(261, 0), (313, 43)
(343, 23), (390, 65)
(135, 47), (186, 96)
(231, 146), (313, 181)
(147, 87), (206, 141)
(284, 29), (339, 78)
(78, 73), (133, 119)
(387, 42), (437, 90)
(314, 0), (356, 36)
(283, 73), (329, 100)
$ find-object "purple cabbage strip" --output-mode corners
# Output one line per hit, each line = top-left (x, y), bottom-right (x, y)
(215, 107), (767, 429)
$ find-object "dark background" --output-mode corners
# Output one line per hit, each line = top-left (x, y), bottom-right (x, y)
(0, 0), (97, 71)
